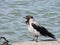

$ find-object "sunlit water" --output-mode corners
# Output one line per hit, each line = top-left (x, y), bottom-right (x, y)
(0, 0), (60, 43)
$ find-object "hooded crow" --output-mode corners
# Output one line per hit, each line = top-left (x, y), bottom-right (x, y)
(24, 15), (56, 42)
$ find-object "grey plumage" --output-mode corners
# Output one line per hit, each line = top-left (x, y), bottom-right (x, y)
(24, 15), (56, 42)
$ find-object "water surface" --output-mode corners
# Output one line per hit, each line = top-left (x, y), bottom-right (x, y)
(0, 0), (60, 43)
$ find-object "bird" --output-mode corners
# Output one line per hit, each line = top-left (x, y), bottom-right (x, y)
(0, 37), (9, 45)
(24, 15), (56, 42)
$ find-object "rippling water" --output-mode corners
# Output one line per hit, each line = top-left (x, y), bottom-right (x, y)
(0, 0), (60, 43)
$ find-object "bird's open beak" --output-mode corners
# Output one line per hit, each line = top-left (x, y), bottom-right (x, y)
(23, 17), (26, 19)
(23, 17), (27, 22)
(23, 17), (25, 18)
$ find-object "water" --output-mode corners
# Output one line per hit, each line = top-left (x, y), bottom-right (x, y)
(0, 0), (60, 43)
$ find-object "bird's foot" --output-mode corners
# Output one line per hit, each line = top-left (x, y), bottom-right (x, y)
(30, 39), (39, 42)
(36, 39), (38, 42)
(30, 39), (35, 41)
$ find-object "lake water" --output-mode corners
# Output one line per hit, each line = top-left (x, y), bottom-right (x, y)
(0, 0), (60, 43)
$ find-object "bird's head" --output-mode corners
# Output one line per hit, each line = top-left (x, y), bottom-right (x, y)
(24, 15), (33, 20)
(23, 15), (33, 24)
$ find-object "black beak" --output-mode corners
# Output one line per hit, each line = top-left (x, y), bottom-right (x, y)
(23, 17), (26, 19)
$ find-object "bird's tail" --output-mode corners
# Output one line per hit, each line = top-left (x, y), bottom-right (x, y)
(48, 32), (56, 40)
(51, 35), (56, 39)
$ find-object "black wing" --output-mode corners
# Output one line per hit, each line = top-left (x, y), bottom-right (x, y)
(31, 23), (55, 39)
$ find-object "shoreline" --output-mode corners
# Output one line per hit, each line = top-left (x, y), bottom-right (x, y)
(12, 39), (60, 45)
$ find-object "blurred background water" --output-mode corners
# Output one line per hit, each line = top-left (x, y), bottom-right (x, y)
(0, 0), (60, 44)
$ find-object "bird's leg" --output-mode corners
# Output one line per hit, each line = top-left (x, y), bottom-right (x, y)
(36, 36), (38, 42)
(31, 35), (35, 41)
